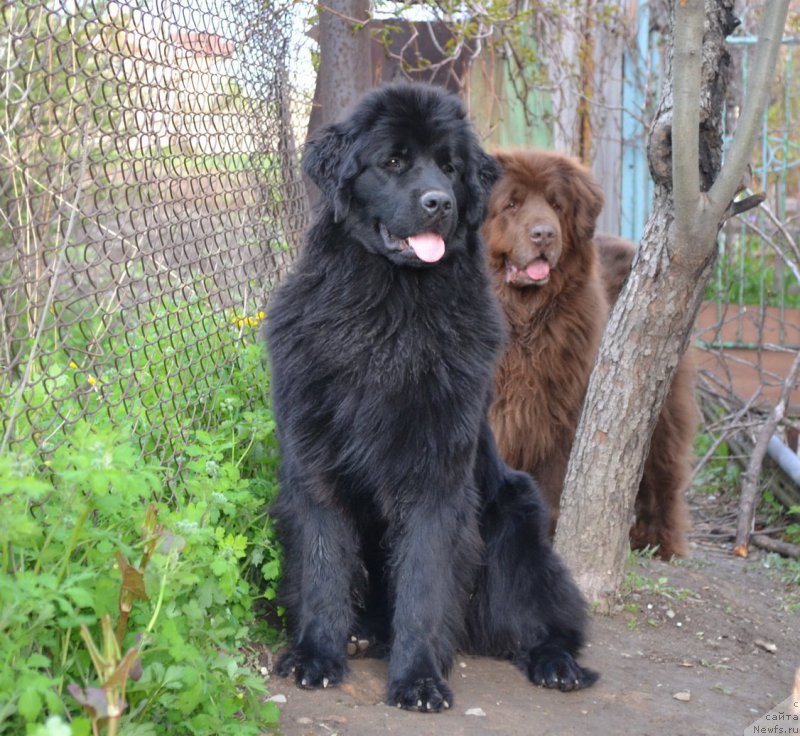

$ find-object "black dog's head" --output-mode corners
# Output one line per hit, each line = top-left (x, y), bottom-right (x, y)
(303, 84), (500, 266)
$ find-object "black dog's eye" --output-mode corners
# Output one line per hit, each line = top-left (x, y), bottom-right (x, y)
(440, 162), (456, 175)
(385, 156), (405, 170)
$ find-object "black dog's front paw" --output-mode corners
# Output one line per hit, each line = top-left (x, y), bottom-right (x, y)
(387, 676), (453, 713)
(522, 643), (599, 692)
(277, 649), (348, 690)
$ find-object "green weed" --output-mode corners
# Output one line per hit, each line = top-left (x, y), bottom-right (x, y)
(622, 547), (697, 601)
(705, 234), (800, 309)
(0, 324), (282, 734)
(691, 433), (741, 497)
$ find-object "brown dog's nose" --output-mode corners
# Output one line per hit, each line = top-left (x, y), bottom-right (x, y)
(420, 190), (453, 216)
(528, 224), (556, 244)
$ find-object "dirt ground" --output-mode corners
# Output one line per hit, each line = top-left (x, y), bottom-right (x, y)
(260, 497), (799, 736)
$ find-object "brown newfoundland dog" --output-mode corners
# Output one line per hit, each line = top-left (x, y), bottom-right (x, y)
(483, 149), (697, 559)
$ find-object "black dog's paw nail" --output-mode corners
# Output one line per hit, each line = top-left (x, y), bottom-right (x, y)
(527, 648), (598, 692)
(387, 677), (453, 713)
(278, 650), (348, 689)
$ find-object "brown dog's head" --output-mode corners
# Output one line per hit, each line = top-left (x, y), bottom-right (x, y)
(483, 150), (604, 290)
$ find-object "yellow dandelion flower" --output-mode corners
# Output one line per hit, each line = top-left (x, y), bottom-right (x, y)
(257, 310), (266, 320)
(237, 318), (245, 328)
(87, 376), (97, 386)
(69, 361), (78, 369)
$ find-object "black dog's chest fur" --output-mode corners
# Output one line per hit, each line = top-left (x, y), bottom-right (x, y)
(268, 229), (504, 501)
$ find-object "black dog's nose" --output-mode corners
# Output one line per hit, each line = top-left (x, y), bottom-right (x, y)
(529, 224), (556, 244)
(420, 190), (453, 215)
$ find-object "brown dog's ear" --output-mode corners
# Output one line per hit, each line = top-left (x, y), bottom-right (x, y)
(560, 158), (604, 244)
(492, 150), (513, 170)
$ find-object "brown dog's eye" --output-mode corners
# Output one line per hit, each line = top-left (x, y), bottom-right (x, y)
(550, 200), (563, 214)
(504, 200), (517, 212)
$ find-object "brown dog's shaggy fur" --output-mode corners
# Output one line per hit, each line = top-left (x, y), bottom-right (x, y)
(484, 149), (697, 559)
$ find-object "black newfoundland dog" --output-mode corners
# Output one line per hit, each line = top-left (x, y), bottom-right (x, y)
(266, 83), (597, 712)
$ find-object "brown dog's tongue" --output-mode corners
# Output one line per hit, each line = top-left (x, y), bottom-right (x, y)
(408, 233), (445, 263)
(525, 259), (550, 281)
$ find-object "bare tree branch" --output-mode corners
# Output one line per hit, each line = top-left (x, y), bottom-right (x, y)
(724, 192), (766, 219)
(737, 212), (800, 283)
(672, 0), (704, 224)
(751, 534), (800, 559)
(708, 0), (790, 215)
(734, 349), (800, 554)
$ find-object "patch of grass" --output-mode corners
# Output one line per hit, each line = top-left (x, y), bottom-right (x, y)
(705, 234), (800, 309)
(621, 547), (698, 602)
(787, 505), (800, 547)
(757, 494), (800, 547)
(691, 433), (741, 498)
(0, 315), (283, 734)
(760, 553), (800, 612)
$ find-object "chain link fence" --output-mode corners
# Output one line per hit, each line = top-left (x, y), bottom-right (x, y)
(4, 0), (798, 483)
(1, 0), (311, 466)
(695, 35), (800, 418)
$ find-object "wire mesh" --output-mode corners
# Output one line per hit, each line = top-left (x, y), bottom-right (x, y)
(707, 36), (800, 352)
(0, 0), (311, 466)
(694, 35), (800, 417)
(3, 1), (798, 470)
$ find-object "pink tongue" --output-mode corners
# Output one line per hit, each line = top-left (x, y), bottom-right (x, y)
(526, 259), (550, 281)
(408, 233), (445, 263)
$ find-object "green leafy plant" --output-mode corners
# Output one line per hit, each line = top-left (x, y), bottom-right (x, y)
(621, 547), (697, 602)
(704, 234), (800, 310)
(0, 335), (283, 735)
(692, 433), (741, 496)
(786, 505), (800, 545)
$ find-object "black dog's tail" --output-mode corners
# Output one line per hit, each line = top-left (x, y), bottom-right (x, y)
(467, 421), (599, 691)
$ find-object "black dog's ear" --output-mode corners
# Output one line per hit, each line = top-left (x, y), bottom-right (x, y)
(465, 148), (502, 229)
(478, 150), (503, 197)
(303, 123), (362, 222)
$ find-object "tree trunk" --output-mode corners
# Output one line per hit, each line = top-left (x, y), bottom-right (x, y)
(553, 193), (712, 609)
(554, 0), (790, 611)
(309, 0), (372, 133)
(305, 0), (372, 206)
